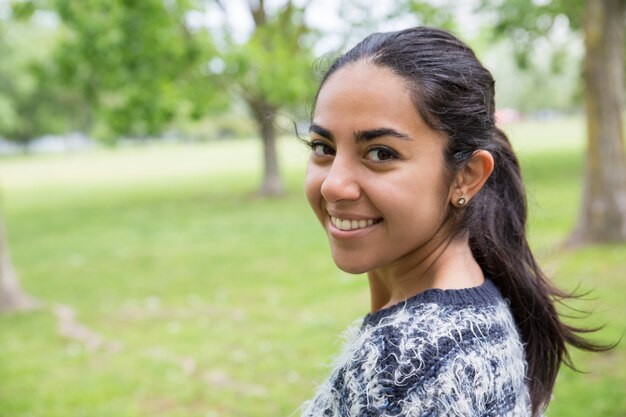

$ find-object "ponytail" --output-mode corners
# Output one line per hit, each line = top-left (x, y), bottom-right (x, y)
(466, 127), (610, 416)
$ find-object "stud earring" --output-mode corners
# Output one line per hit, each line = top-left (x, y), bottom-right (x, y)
(457, 197), (466, 206)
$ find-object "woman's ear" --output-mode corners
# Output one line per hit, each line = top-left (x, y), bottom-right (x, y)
(450, 150), (494, 207)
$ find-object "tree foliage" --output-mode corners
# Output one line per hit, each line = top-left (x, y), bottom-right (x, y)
(480, 0), (583, 69)
(0, 13), (85, 143)
(45, 0), (220, 140)
(216, 2), (315, 111)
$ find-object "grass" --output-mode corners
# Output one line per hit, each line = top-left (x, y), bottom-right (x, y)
(0, 115), (624, 417)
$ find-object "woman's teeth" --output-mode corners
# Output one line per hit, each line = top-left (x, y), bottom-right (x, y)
(330, 216), (376, 231)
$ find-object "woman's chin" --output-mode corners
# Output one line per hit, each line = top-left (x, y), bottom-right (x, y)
(332, 257), (373, 275)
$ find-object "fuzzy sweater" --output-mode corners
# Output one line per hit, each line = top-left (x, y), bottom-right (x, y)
(299, 280), (532, 417)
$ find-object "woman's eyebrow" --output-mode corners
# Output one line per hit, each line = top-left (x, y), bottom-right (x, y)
(354, 128), (412, 143)
(309, 124), (412, 143)
(309, 123), (334, 141)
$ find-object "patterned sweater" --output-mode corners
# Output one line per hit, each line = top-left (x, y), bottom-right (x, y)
(300, 280), (532, 416)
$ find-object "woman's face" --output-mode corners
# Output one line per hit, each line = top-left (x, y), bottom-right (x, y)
(304, 61), (454, 274)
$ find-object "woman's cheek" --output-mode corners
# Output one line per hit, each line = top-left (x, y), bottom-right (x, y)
(304, 163), (326, 224)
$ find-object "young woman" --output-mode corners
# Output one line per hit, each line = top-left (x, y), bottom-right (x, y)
(300, 27), (605, 417)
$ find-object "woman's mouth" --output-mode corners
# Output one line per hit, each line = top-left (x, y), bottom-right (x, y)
(329, 215), (383, 231)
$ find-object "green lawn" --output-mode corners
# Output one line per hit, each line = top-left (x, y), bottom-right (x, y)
(0, 116), (624, 417)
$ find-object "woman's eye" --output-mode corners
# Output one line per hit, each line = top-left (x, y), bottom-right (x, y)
(310, 142), (335, 157)
(366, 147), (398, 162)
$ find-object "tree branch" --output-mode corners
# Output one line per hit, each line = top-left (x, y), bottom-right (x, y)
(248, 0), (266, 28)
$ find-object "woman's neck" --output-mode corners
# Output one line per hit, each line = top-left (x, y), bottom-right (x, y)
(367, 236), (484, 313)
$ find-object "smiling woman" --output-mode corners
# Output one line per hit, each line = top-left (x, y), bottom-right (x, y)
(304, 61), (489, 279)
(298, 27), (609, 417)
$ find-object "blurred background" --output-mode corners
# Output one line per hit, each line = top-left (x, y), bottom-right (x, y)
(0, 0), (625, 416)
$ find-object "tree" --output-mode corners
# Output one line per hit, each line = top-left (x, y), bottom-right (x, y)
(0, 9), (54, 313)
(0, 7), (86, 145)
(573, 0), (626, 243)
(45, 0), (219, 141)
(482, 0), (626, 244)
(12, 0), (313, 195)
(206, 0), (316, 196)
(0, 211), (38, 313)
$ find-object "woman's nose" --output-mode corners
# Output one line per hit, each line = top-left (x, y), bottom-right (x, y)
(320, 158), (361, 203)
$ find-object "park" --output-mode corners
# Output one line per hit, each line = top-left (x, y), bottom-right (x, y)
(1, 1), (625, 416)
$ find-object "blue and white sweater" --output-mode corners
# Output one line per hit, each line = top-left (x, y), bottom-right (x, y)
(300, 280), (532, 416)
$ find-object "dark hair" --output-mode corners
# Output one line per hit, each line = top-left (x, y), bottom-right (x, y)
(312, 27), (609, 416)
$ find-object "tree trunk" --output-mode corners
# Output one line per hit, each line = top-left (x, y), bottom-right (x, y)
(249, 98), (285, 196)
(0, 213), (38, 313)
(569, 0), (626, 245)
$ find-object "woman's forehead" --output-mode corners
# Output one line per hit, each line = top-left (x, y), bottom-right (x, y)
(317, 61), (409, 103)
(313, 62), (427, 136)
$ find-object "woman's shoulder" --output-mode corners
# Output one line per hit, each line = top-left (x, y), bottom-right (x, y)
(301, 280), (531, 416)
(358, 281), (530, 415)
(358, 282), (522, 379)
(352, 280), (525, 382)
